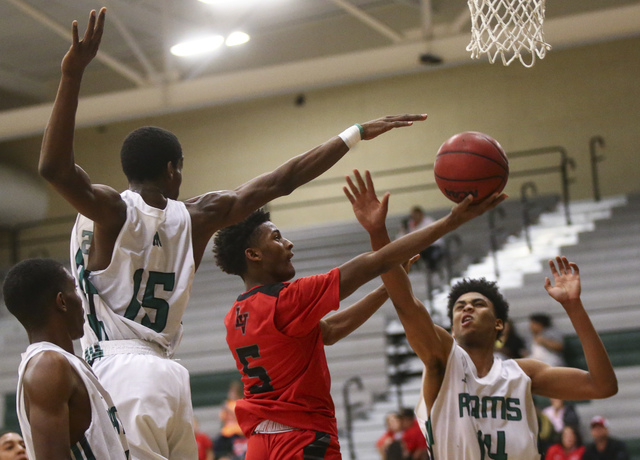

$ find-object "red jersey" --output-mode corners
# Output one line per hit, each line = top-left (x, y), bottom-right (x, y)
(225, 268), (340, 438)
(403, 419), (428, 453)
(545, 444), (586, 460)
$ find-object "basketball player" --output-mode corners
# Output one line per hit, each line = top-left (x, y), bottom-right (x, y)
(38, 8), (428, 459)
(0, 431), (27, 460)
(212, 173), (504, 459)
(2, 259), (129, 459)
(345, 171), (618, 460)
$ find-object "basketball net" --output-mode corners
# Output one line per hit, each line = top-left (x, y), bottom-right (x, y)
(466, 0), (552, 67)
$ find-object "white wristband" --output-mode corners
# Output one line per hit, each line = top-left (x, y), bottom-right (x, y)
(338, 124), (364, 149)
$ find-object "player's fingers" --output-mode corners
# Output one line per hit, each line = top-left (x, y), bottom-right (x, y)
(380, 192), (390, 212)
(544, 277), (552, 290)
(93, 7), (106, 43)
(72, 20), (79, 46)
(556, 256), (568, 275)
(456, 194), (474, 211)
(343, 186), (355, 204)
(84, 10), (97, 41)
(385, 113), (428, 122)
(364, 170), (376, 194)
(345, 175), (359, 197)
(548, 258), (559, 278)
(353, 169), (366, 192)
(569, 262), (579, 275)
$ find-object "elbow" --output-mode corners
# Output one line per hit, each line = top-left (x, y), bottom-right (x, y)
(594, 378), (618, 399)
(38, 160), (55, 181)
(38, 158), (63, 183)
(602, 380), (619, 398)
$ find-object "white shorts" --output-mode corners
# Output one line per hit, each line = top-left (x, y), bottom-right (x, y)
(92, 351), (197, 460)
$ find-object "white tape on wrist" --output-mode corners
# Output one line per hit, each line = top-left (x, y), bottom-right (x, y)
(338, 124), (363, 149)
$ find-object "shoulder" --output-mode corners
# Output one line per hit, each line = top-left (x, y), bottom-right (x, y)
(23, 350), (76, 395)
(514, 357), (550, 377)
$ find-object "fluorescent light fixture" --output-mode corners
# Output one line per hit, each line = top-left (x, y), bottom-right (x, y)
(170, 35), (224, 57)
(226, 31), (250, 47)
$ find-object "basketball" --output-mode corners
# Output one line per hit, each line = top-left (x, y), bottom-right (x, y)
(434, 131), (509, 203)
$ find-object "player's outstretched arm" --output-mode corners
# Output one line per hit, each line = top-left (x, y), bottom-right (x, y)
(188, 114), (428, 237)
(22, 352), (81, 460)
(337, 173), (506, 301)
(38, 8), (125, 227)
(517, 257), (618, 400)
(320, 255), (419, 346)
(343, 170), (453, 367)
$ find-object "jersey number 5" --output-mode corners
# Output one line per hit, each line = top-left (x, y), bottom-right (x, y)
(124, 269), (175, 333)
(235, 345), (274, 394)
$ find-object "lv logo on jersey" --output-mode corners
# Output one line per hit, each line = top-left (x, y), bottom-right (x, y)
(153, 232), (162, 247)
(235, 307), (249, 334)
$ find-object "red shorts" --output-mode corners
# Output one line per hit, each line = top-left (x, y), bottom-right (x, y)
(245, 430), (341, 460)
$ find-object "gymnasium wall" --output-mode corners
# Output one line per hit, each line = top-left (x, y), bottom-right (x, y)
(0, 35), (638, 230)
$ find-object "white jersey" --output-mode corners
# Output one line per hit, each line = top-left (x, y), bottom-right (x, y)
(70, 190), (195, 359)
(16, 342), (130, 460)
(416, 343), (540, 460)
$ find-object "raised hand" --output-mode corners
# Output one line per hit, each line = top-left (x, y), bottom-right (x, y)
(61, 8), (106, 78)
(343, 170), (389, 234)
(360, 114), (428, 140)
(448, 192), (507, 227)
(544, 256), (581, 304)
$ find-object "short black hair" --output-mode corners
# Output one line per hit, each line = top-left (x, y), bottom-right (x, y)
(529, 313), (552, 328)
(447, 278), (509, 338)
(120, 126), (183, 182)
(3, 258), (69, 329)
(213, 209), (271, 276)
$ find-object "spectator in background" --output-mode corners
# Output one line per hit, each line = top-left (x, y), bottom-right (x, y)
(193, 418), (214, 460)
(543, 399), (581, 436)
(0, 431), (27, 460)
(398, 408), (428, 460)
(529, 313), (565, 366)
(537, 403), (559, 456)
(546, 425), (585, 460)
(376, 412), (404, 460)
(495, 319), (528, 359)
(583, 416), (630, 460)
(398, 206), (447, 273)
(214, 381), (247, 460)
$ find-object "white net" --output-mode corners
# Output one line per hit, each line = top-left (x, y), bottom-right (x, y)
(466, 0), (552, 67)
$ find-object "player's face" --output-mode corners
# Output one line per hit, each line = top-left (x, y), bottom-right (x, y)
(451, 292), (503, 344)
(0, 432), (27, 460)
(62, 271), (85, 340)
(254, 222), (295, 282)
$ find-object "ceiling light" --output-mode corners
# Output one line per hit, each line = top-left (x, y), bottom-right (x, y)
(170, 35), (224, 57)
(225, 32), (250, 47)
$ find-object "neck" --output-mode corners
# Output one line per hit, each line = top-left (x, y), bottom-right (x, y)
(460, 342), (495, 378)
(243, 276), (277, 292)
(129, 182), (168, 208)
(28, 328), (75, 354)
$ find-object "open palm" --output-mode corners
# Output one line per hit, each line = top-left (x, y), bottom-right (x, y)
(343, 170), (389, 233)
(544, 256), (581, 303)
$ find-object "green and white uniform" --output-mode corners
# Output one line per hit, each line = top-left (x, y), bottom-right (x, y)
(70, 190), (197, 460)
(416, 343), (540, 460)
(17, 342), (130, 460)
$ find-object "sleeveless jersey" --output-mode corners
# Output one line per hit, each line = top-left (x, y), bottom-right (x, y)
(70, 190), (195, 357)
(225, 268), (341, 438)
(416, 343), (540, 460)
(16, 342), (130, 459)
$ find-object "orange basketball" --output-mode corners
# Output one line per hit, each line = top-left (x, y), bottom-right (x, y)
(434, 131), (508, 203)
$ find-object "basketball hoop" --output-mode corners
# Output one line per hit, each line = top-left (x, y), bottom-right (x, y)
(466, 0), (552, 67)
